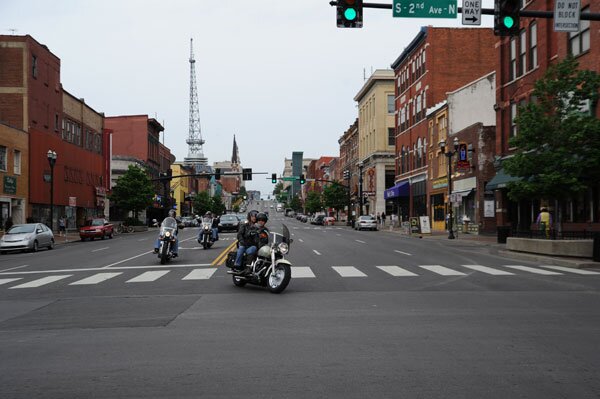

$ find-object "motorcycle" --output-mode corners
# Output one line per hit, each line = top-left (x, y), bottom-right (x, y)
(157, 217), (179, 264)
(198, 217), (214, 249)
(226, 224), (292, 294)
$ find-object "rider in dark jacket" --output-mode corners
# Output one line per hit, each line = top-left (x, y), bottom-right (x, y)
(234, 211), (259, 270)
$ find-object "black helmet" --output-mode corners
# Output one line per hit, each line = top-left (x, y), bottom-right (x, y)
(247, 210), (258, 220)
(256, 212), (268, 223)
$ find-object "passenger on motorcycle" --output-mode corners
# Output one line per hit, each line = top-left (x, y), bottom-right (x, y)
(233, 210), (266, 272)
(153, 209), (180, 257)
(198, 211), (219, 242)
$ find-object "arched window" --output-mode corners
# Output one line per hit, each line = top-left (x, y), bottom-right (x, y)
(417, 138), (423, 168)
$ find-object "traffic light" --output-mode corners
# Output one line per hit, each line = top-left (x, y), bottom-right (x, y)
(494, 0), (520, 36)
(299, 174), (306, 184)
(337, 0), (363, 28)
(242, 168), (252, 181)
(214, 168), (221, 180)
(343, 170), (350, 180)
(271, 173), (277, 184)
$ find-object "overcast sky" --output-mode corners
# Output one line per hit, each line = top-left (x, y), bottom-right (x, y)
(2, 0), (494, 196)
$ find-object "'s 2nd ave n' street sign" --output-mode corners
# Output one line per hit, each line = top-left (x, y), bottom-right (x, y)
(393, 0), (458, 18)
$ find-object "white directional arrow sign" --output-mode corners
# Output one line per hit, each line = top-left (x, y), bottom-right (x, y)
(462, 0), (481, 26)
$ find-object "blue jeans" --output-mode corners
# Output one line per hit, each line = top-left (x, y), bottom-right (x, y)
(235, 245), (257, 268)
(154, 236), (178, 254)
(212, 227), (218, 240)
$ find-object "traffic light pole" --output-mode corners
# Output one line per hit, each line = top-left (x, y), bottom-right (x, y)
(329, 1), (600, 21)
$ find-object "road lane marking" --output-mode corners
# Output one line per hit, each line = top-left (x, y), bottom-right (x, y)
(394, 250), (412, 256)
(355, 240), (366, 244)
(126, 270), (170, 283)
(0, 265), (29, 272)
(292, 267), (315, 278)
(332, 266), (367, 277)
(504, 265), (562, 275)
(461, 265), (514, 275)
(102, 251), (154, 269)
(336, 234), (341, 236)
(137, 238), (148, 241)
(377, 266), (418, 277)
(92, 247), (110, 252)
(70, 272), (122, 285)
(10, 275), (72, 289)
(420, 265), (466, 276)
(537, 265), (600, 275)
(313, 250), (322, 256)
(298, 239), (304, 243)
(0, 264), (212, 276)
(183, 268), (217, 280)
(212, 240), (238, 266)
(0, 278), (22, 285)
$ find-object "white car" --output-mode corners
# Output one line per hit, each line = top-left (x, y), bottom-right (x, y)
(355, 215), (378, 231)
(0, 223), (55, 253)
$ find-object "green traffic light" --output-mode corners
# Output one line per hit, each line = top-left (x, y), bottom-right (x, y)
(344, 8), (357, 21)
(503, 16), (515, 28)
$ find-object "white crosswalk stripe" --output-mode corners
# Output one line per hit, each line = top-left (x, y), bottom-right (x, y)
(377, 266), (418, 277)
(332, 266), (367, 277)
(420, 265), (466, 276)
(70, 272), (123, 285)
(292, 267), (316, 278)
(537, 265), (600, 275)
(0, 278), (22, 285)
(461, 265), (514, 275)
(10, 275), (72, 289)
(182, 268), (217, 280)
(504, 265), (562, 275)
(126, 270), (170, 283)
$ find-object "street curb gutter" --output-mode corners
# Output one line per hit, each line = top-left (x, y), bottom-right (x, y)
(497, 249), (600, 269)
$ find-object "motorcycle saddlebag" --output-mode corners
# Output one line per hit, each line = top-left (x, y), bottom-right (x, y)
(225, 251), (237, 268)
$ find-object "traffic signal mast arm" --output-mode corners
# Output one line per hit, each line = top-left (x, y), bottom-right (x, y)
(151, 172), (267, 181)
(328, 1), (600, 20)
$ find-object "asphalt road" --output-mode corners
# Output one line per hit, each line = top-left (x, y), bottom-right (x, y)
(1, 203), (600, 398)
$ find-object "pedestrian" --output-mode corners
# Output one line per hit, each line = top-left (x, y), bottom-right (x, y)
(536, 207), (552, 238)
(376, 212), (381, 225)
(381, 212), (386, 226)
(58, 217), (66, 236)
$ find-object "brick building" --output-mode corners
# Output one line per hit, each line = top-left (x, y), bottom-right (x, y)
(491, 0), (599, 230)
(390, 27), (496, 221)
(338, 119), (359, 221)
(0, 123), (28, 227)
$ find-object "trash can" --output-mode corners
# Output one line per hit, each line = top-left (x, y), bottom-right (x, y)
(497, 226), (511, 244)
(593, 232), (600, 262)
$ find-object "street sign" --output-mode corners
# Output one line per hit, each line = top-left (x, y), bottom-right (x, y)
(554, 0), (580, 32)
(393, 0), (458, 19)
(281, 177), (298, 181)
(462, 0), (481, 25)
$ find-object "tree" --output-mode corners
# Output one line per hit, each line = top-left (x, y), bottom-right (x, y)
(109, 165), (154, 219)
(273, 182), (283, 196)
(238, 186), (247, 198)
(211, 194), (226, 216)
(304, 191), (323, 214)
(193, 191), (213, 216)
(289, 196), (302, 212)
(322, 182), (348, 219)
(503, 57), (600, 202)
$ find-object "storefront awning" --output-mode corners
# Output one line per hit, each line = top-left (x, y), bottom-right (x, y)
(486, 168), (521, 190)
(384, 181), (410, 199)
(451, 189), (473, 197)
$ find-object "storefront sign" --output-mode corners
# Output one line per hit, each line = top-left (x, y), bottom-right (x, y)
(410, 217), (421, 234)
(484, 200), (495, 217)
(419, 216), (431, 234)
(432, 177), (448, 189)
(3, 176), (17, 194)
(69, 196), (77, 207)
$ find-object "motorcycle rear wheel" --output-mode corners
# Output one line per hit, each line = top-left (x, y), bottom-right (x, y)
(268, 264), (291, 294)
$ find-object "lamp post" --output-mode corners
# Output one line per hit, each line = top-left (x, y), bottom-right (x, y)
(357, 162), (364, 216)
(344, 169), (352, 226)
(439, 137), (459, 239)
(46, 150), (57, 232)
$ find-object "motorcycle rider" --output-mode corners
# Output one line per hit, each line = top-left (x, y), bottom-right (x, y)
(211, 212), (220, 241)
(233, 210), (259, 272)
(153, 209), (180, 257)
(198, 211), (219, 242)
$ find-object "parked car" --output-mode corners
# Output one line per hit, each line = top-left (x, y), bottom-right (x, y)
(79, 218), (114, 241)
(323, 216), (336, 226)
(311, 215), (325, 225)
(218, 214), (241, 232)
(300, 215), (308, 223)
(0, 223), (55, 253)
(355, 215), (378, 231)
(181, 216), (197, 227)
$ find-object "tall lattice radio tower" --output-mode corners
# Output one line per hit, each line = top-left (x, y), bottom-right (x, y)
(184, 38), (208, 167)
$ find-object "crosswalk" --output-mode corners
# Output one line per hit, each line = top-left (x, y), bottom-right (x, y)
(0, 264), (598, 291)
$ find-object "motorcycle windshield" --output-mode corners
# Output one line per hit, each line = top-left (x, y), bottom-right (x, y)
(202, 217), (212, 227)
(282, 224), (291, 246)
(271, 225), (291, 247)
(160, 217), (178, 234)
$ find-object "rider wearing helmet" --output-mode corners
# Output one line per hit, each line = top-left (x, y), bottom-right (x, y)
(153, 209), (180, 257)
(233, 210), (260, 272)
(255, 212), (270, 248)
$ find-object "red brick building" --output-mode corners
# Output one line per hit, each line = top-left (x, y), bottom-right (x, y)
(338, 119), (359, 221)
(491, 0), (599, 230)
(390, 27), (496, 220)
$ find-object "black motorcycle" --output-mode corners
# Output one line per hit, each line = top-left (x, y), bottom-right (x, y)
(157, 217), (178, 265)
(197, 217), (214, 249)
(226, 225), (292, 294)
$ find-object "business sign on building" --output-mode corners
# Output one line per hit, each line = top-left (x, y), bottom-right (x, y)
(3, 176), (17, 194)
(69, 197), (77, 207)
(456, 143), (470, 171)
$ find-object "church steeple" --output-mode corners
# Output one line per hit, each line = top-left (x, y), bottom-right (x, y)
(231, 135), (240, 165)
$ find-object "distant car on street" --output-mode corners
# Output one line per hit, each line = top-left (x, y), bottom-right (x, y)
(181, 216), (197, 227)
(0, 223), (55, 253)
(355, 215), (378, 231)
(79, 218), (114, 241)
(218, 214), (241, 232)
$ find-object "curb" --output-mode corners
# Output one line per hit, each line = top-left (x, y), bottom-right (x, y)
(497, 249), (600, 269)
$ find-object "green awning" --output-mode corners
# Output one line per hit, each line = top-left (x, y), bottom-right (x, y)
(486, 168), (521, 190)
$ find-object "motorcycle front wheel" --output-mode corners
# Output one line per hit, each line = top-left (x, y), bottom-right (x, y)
(160, 242), (169, 265)
(268, 264), (291, 294)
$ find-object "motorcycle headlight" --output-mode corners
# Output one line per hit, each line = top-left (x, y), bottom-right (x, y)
(165, 231), (171, 237)
(278, 242), (289, 255)
(204, 226), (210, 231)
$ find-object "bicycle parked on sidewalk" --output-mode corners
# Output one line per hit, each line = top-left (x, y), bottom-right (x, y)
(113, 222), (134, 235)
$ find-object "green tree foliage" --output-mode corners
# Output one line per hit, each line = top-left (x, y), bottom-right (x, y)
(193, 191), (213, 216)
(289, 196), (302, 212)
(238, 186), (247, 198)
(322, 182), (348, 213)
(503, 57), (600, 201)
(109, 165), (154, 218)
(304, 191), (323, 214)
(273, 182), (283, 195)
(211, 194), (226, 216)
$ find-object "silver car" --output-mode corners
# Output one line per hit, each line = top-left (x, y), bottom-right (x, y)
(0, 223), (55, 253)
(355, 215), (378, 231)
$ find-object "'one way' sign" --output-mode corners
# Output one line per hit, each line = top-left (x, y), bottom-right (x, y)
(462, 0), (481, 25)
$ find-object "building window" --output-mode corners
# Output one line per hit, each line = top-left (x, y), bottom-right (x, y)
(416, 138), (423, 168)
(13, 150), (21, 175)
(529, 22), (538, 70)
(387, 95), (395, 114)
(32, 55), (37, 78)
(509, 38), (517, 81)
(569, 7), (590, 56)
(415, 94), (422, 122)
(510, 102), (518, 139)
(519, 29), (526, 75)
(54, 114), (59, 132)
(388, 128), (395, 146)
(0, 146), (6, 171)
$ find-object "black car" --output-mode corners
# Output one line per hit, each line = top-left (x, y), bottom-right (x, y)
(218, 214), (241, 232)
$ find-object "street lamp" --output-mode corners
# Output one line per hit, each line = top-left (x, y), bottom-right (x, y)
(343, 169), (352, 226)
(46, 150), (57, 232)
(439, 137), (459, 239)
(357, 162), (364, 216)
